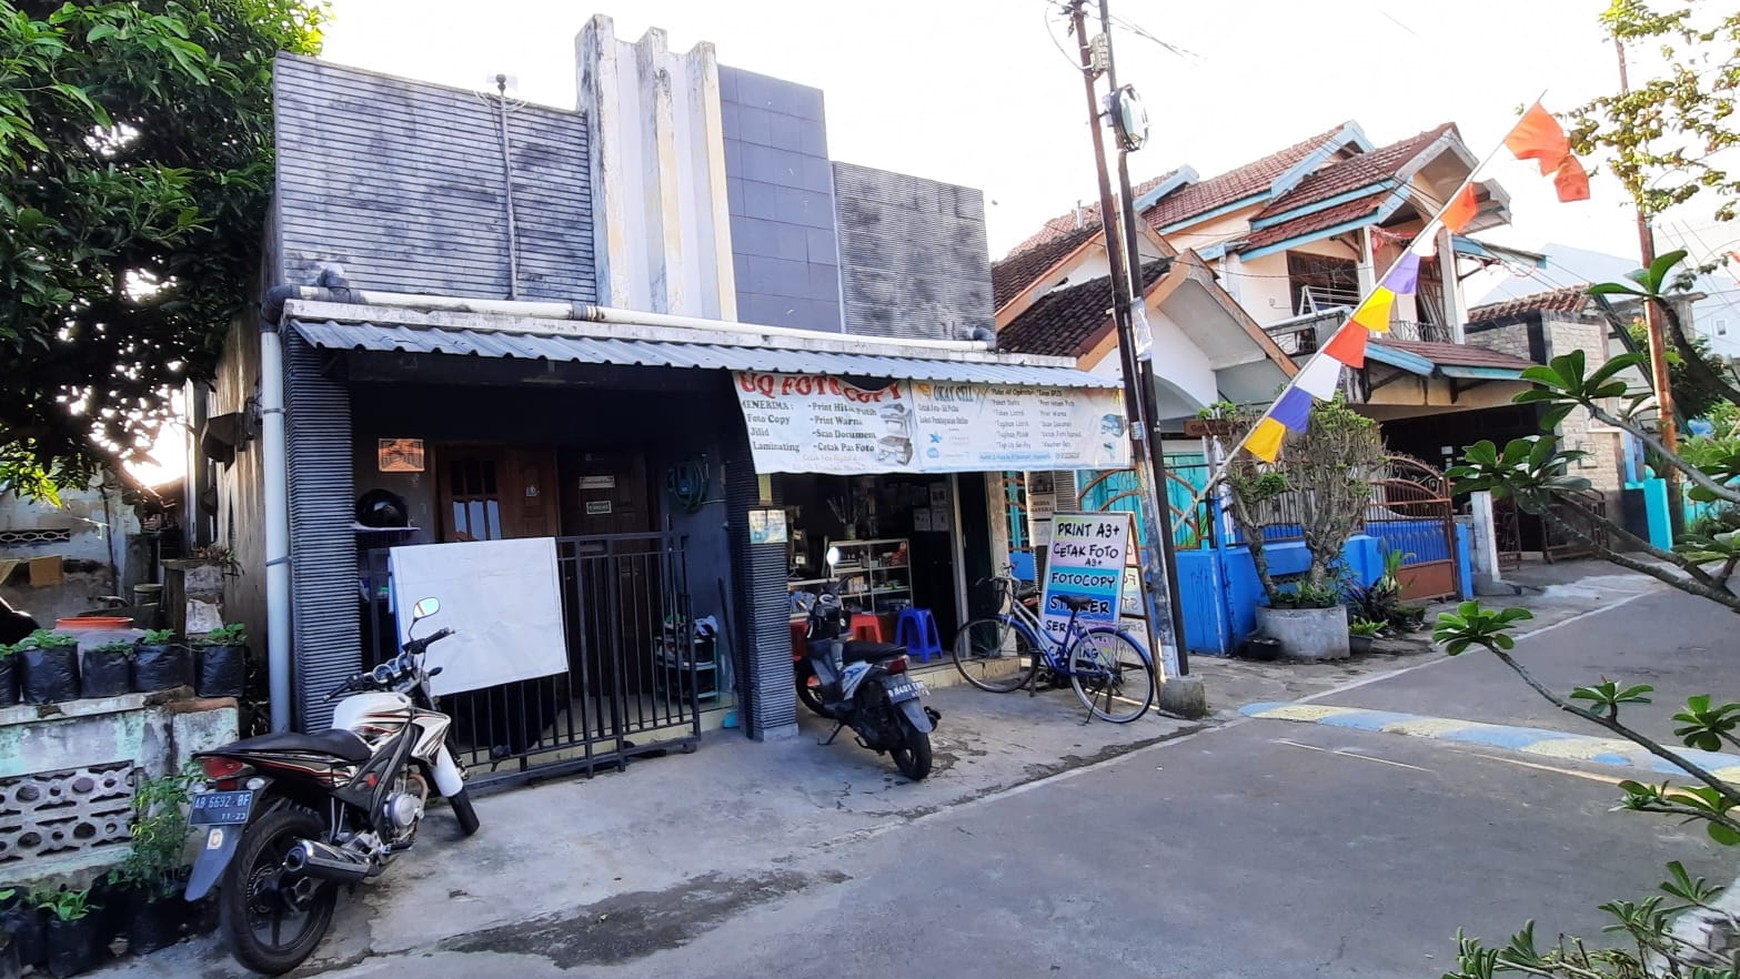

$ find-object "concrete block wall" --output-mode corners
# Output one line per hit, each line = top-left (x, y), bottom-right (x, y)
(1546, 316), (1625, 495)
(832, 162), (994, 342)
(718, 66), (843, 333)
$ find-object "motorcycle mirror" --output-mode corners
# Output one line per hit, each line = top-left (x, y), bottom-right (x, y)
(825, 546), (840, 569)
(410, 597), (440, 621)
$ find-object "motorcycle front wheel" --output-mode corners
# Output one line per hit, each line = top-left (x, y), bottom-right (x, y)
(795, 675), (827, 717)
(219, 806), (336, 976)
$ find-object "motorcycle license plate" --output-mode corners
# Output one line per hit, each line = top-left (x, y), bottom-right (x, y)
(189, 790), (254, 826)
(884, 678), (925, 703)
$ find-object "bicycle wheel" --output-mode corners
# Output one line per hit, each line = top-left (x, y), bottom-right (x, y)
(1067, 628), (1156, 723)
(952, 618), (1041, 693)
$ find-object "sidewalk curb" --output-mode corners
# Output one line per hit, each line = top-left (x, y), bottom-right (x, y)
(1239, 702), (1740, 782)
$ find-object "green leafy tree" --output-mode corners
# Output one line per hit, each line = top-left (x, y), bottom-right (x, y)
(1569, 1), (1740, 223)
(1438, 257), (1740, 977)
(0, 0), (324, 501)
(1623, 319), (1733, 423)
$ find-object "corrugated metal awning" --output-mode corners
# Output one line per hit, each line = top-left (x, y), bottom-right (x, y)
(291, 319), (1118, 389)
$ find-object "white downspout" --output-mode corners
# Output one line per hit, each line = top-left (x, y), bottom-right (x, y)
(260, 316), (292, 732)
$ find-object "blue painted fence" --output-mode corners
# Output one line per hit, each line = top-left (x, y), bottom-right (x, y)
(1174, 527), (1473, 657)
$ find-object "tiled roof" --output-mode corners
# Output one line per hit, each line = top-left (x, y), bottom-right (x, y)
(991, 225), (1100, 310)
(1465, 286), (1592, 324)
(998, 261), (1171, 359)
(1257, 124), (1456, 219)
(1374, 338), (1537, 370)
(1004, 169), (1186, 258)
(1143, 124), (1352, 229)
(1238, 194), (1388, 252)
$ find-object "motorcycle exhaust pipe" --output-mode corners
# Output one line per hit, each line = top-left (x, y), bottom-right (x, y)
(283, 839), (371, 883)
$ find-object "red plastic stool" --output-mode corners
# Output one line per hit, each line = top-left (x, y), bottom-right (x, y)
(849, 612), (888, 643)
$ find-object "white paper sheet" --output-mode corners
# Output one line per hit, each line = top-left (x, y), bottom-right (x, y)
(388, 538), (567, 695)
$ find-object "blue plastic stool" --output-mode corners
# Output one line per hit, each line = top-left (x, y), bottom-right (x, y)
(894, 608), (945, 664)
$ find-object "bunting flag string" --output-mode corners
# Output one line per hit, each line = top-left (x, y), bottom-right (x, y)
(1214, 97), (1591, 468)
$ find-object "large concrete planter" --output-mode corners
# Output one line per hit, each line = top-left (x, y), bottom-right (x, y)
(1256, 605), (1350, 661)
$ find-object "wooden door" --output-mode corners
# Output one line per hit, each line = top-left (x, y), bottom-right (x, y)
(436, 446), (561, 542)
(560, 451), (653, 537)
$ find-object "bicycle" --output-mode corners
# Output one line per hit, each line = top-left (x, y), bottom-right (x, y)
(952, 574), (1157, 723)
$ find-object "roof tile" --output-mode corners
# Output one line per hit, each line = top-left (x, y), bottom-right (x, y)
(1238, 195), (1387, 252)
(1257, 124), (1455, 219)
(998, 262), (1170, 359)
(1143, 123), (1352, 229)
(1465, 286), (1592, 324)
(1375, 337), (1537, 370)
(991, 225), (1100, 310)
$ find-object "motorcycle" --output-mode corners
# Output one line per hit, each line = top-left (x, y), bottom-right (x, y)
(794, 568), (939, 780)
(184, 597), (478, 975)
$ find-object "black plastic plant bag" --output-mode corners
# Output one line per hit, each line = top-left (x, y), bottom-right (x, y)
(20, 647), (78, 704)
(130, 644), (193, 693)
(0, 655), (17, 707)
(78, 648), (131, 699)
(196, 645), (245, 698)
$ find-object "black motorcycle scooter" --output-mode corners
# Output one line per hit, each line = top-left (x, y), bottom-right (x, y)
(792, 547), (939, 780)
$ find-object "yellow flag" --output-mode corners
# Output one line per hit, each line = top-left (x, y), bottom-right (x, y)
(1351, 287), (1395, 333)
(1246, 417), (1287, 462)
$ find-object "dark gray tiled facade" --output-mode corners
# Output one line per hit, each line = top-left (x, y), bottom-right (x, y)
(719, 66), (843, 333)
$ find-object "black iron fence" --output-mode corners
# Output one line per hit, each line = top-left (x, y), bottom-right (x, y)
(360, 532), (701, 788)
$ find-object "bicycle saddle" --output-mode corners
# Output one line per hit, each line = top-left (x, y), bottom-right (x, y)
(1057, 594), (1096, 612)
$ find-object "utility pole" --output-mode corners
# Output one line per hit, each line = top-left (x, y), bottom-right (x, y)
(1066, 0), (1189, 682)
(1616, 36), (1684, 533)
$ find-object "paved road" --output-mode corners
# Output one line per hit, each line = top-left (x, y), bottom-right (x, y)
(320, 575), (1731, 979)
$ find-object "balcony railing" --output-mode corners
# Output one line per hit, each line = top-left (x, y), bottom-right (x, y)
(1387, 320), (1455, 344)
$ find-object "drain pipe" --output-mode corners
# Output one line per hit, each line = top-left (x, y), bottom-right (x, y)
(260, 284), (300, 732)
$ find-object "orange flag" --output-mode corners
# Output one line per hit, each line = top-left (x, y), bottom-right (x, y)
(1553, 155), (1590, 203)
(1505, 103), (1573, 176)
(1442, 185), (1480, 234)
(1322, 321), (1368, 368)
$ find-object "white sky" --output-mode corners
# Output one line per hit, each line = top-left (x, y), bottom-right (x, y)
(124, 0), (1734, 483)
(318, 0), (1685, 266)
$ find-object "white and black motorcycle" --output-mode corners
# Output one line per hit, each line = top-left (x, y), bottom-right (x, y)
(184, 597), (477, 975)
(797, 584), (939, 781)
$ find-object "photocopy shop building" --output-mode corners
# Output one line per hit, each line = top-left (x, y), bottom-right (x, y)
(196, 17), (1137, 782)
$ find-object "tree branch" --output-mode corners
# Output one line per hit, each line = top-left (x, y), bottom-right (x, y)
(1586, 402), (1740, 506)
(1539, 506), (1740, 612)
(1485, 644), (1740, 806)
(1552, 492), (1717, 586)
(1658, 297), (1740, 411)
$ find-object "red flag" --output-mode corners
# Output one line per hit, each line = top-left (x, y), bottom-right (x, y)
(1322, 321), (1368, 368)
(1442, 185), (1480, 234)
(1505, 103), (1573, 176)
(1553, 156), (1590, 203)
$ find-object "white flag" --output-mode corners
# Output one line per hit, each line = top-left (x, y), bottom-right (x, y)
(1131, 301), (1155, 362)
(1296, 354), (1344, 400)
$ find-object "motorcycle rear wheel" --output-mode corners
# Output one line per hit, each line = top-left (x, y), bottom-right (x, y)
(219, 806), (336, 976)
(889, 717), (932, 781)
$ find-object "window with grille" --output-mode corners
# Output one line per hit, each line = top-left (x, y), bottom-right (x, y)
(446, 457), (505, 541)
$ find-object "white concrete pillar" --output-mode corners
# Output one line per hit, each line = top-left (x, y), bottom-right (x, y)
(1437, 224), (1466, 342)
(1469, 490), (1502, 587)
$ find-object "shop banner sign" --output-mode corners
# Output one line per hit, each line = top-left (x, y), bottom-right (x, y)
(733, 372), (1130, 475)
(1039, 513), (1133, 644)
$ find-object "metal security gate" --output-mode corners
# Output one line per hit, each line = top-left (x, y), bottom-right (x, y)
(1363, 455), (1459, 601)
(360, 532), (701, 788)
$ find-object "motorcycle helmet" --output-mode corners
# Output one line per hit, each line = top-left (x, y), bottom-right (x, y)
(355, 489), (410, 529)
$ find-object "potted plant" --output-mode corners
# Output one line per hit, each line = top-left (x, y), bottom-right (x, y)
(1218, 399), (1385, 661)
(1348, 618), (1385, 655)
(192, 624), (246, 698)
(85, 871), (128, 951)
(78, 640), (132, 700)
(120, 767), (197, 954)
(0, 644), (17, 708)
(131, 630), (192, 694)
(17, 631), (80, 704)
(39, 888), (101, 977)
(0, 887), (32, 978)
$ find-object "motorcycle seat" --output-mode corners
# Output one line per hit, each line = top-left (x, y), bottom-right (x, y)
(219, 729), (373, 764)
(843, 640), (906, 663)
